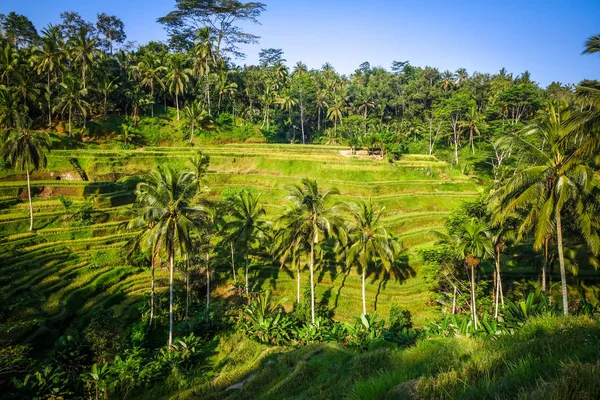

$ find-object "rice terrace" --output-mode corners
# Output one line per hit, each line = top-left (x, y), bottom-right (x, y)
(1, 1), (600, 399)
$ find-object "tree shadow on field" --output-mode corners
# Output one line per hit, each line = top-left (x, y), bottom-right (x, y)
(371, 253), (415, 312)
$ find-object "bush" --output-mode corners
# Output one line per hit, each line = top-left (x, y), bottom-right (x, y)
(388, 305), (413, 332)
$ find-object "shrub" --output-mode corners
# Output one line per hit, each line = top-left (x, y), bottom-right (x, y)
(388, 305), (413, 332)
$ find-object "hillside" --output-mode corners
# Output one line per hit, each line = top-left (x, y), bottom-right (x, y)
(0, 144), (481, 347)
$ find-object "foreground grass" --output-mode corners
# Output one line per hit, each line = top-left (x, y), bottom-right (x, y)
(170, 315), (600, 400)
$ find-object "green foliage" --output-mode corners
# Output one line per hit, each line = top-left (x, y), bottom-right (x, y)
(388, 304), (413, 331)
(83, 309), (126, 364)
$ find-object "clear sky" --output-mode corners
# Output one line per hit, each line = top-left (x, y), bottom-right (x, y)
(4, 0), (599, 86)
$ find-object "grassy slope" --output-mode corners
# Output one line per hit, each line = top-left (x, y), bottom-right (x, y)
(170, 316), (600, 400)
(0, 144), (481, 345)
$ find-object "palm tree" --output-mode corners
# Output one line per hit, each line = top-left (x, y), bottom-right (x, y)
(275, 91), (297, 132)
(135, 55), (166, 117)
(327, 98), (344, 135)
(441, 70), (455, 92)
(493, 101), (600, 315)
(124, 217), (159, 330)
(166, 55), (192, 121)
(31, 25), (64, 127)
(273, 203), (309, 304)
(346, 199), (396, 316)
(54, 75), (89, 136)
(434, 219), (493, 328)
(67, 26), (98, 90)
(224, 190), (267, 295)
(183, 101), (213, 143)
(461, 105), (486, 154)
(0, 89), (19, 129)
(1, 128), (50, 231)
(98, 74), (119, 118)
(583, 34), (600, 55)
(0, 44), (19, 85)
(284, 179), (341, 324)
(134, 167), (205, 347)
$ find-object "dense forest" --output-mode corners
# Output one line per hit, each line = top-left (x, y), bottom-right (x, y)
(2, 1), (600, 399)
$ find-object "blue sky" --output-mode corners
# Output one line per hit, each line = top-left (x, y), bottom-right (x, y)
(4, 0), (599, 86)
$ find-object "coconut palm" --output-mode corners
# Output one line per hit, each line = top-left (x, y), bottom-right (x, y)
(327, 98), (344, 135)
(166, 55), (192, 121)
(134, 167), (205, 347)
(284, 179), (342, 324)
(493, 101), (600, 315)
(583, 34), (600, 55)
(461, 105), (486, 154)
(183, 100), (212, 143)
(124, 217), (159, 330)
(54, 75), (89, 136)
(1, 127), (50, 231)
(434, 219), (493, 328)
(346, 199), (396, 316)
(273, 203), (309, 304)
(67, 26), (98, 90)
(31, 25), (64, 127)
(0, 44), (20, 85)
(0, 89), (19, 129)
(224, 190), (267, 295)
(135, 55), (166, 117)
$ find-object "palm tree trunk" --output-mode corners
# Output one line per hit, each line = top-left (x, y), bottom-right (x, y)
(452, 284), (457, 314)
(245, 248), (249, 295)
(300, 101), (305, 144)
(26, 167), (33, 231)
(47, 73), (52, 128)
(189, 123), (194, 144)
(362, 266), (367, 316)
(231, 242), (237, 283)
(206, 252), (211, 309)
(542, 236), (549, 292)
(310, 241), (315, 324)
(175, 93), (180, 121)
(168, 250), (174, 348)
(470, 264), (477, 329)
(296, 254), (301, 304)
(148, 251), (155, 331)
(494, 247), (502, 319)
(185, 271), (189, 320)
(556, 209), (568, 315)
(68, 104), (72, 137)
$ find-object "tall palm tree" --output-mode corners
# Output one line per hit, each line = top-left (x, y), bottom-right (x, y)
(327, 98), (344, 135)
(0, 44), (20, 85)
(183, 100), (213, 143)
(166, 55), (192, 121)
(441, 70), (455, 92)
(31, 25), (64, 127)
(224, 190), (267, 295)
(494, 101), (600, 315)
(0, 89), (19, 129)
(434, 219), (493, 328)
(273, 203), (309, 304)
(1, 128), (50, 231)
(461, 105), (486, 154)
(98, 74), (119, 118)
(124, 217), (159, 330)
(346, 199), (396, 316)
(135, 55), (166, 117)
(134, 167), (205, 347)
(54, 75), (89, 136)
(67, 26), (98, 90)
(284, 179), (341, 324)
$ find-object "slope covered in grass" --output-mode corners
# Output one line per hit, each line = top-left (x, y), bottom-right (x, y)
(171, 316), (600, 400)
(0, 144), (481, 346)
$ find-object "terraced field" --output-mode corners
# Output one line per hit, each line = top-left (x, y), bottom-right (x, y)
(0, 145), (481, 342)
